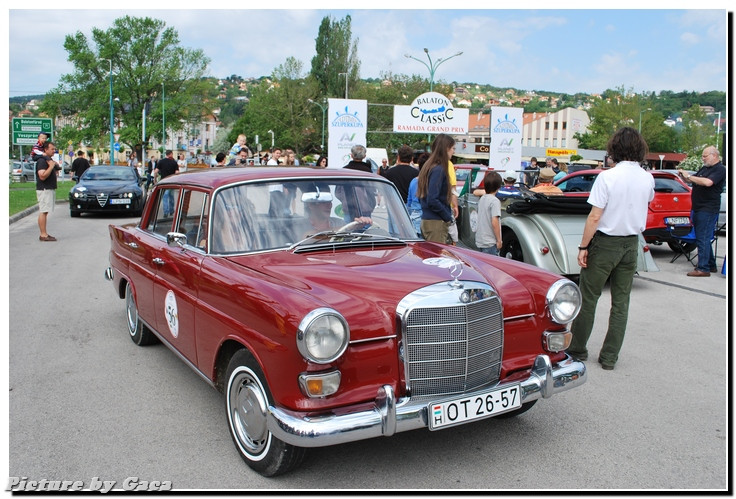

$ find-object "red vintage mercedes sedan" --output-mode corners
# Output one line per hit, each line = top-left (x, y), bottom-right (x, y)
(105, 167), (586, 476)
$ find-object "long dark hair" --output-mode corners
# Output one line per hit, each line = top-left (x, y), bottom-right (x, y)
(417, 134), (455, 204)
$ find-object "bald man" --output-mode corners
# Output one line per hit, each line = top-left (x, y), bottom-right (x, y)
(678, 145), (726, 276)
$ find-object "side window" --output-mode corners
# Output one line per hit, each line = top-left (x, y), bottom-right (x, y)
(176, 190), (210, 250)
(146, 187), (180, 237)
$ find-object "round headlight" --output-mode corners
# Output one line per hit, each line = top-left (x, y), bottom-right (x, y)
(546, 279), (581, 324)
(297, 308), (349, 364)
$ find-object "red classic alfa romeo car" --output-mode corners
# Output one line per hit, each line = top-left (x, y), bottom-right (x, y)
(105, 167), (586, 476)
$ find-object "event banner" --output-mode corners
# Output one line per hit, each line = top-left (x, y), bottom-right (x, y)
(489, 106), (524, 179)
(393, 92), (469, 135)
(327, 98), (367, 169)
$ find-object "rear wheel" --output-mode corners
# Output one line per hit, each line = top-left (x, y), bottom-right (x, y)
(125, 282), (158, 346)
(226, 349), (306, 477)
(500, 230), (524, 262)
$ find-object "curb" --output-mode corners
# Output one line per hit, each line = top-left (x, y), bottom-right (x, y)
(9, 200), (68, 225)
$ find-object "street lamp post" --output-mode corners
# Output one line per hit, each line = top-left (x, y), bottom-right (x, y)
(161, 83), (166, 152)
(101, 58), (114, 165)
(338, 73), (348, 99)
(638, 107), (652, 133)
(404, 48), (463, 92)
(267, 130), (274, 149)
(308, 98), (327, 151)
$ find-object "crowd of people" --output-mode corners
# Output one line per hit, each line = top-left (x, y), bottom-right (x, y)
(26, 125), (724, 373)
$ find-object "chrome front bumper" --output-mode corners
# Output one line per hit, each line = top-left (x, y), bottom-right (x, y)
(268, 354), (586, 448)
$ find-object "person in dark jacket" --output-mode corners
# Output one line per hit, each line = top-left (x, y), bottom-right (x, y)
(678, 145), (726, 276)
(342, 145), (371, 173)
(417, 134), (455, 243)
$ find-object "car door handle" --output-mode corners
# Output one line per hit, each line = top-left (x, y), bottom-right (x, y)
(152, 258), (165, 266)
(127, 242), (139, 249)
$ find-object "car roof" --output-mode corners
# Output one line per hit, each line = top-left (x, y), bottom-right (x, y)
(156, 166), (378, 190)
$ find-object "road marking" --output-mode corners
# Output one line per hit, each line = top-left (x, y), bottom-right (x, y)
(635, 274), (727, 299)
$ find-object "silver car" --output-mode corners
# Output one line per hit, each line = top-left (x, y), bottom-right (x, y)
(11, 161), (35, 183)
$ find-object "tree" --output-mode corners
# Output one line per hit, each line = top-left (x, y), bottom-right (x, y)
(230, 57), (319, 157)
(40, 16), (214, 159)
(574, 86), (678, 152)
(311, 15), (360, 99)
(351, 73), (453, 152)
(679, 104), (713, 156)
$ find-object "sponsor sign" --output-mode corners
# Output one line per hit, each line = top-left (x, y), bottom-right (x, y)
(546, 148), (577, 157)
(489, 107), (523, 180)
(393, 92), (469, 135)
(327, 99), (367, 169)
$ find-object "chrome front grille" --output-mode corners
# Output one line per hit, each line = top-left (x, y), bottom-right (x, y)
(96, 193), (109, 207)
(399, 282), (503, 399)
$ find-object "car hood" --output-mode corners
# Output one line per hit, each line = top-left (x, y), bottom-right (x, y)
(75, 180), (139, 193)
(225, 242), (541, 340)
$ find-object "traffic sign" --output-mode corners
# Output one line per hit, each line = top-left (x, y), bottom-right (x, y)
(12, 117), (53, 146)
(114, 143), (120, 151)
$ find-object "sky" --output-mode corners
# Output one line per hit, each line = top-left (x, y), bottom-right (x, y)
(5, 5), (731, 99)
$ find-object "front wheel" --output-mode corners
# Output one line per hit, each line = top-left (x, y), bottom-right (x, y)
(226, 349), (306, 477)
(125, 282), (158, 346)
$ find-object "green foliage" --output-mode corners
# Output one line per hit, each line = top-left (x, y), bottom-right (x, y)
(679, 104), (715, 156)
(574, 86), (694, 153)
(9, 180), (74, 216)
(352, 74), (453, 152)
(311, 15), (360, 99)
(677, 154), (703, 171)
(39, 16), (214, 156)
(230, 58), (319, 156)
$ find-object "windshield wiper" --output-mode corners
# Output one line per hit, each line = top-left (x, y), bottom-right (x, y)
(288, 231), (404, 252)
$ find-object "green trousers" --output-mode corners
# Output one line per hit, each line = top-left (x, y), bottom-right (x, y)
(569, 232), (639, 366)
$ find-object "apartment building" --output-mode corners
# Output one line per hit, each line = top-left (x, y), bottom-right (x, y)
(522, 108), (590, 150)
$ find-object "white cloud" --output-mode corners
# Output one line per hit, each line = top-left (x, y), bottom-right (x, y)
(680, 32), (700, 44)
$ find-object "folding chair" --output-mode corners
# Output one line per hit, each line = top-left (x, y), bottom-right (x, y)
(668, 214), (719, 266)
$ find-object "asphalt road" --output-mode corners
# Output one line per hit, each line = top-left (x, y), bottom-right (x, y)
(7, 207), (730, 491)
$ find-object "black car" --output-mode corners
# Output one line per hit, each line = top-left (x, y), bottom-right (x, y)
(69, 166), (146, 217)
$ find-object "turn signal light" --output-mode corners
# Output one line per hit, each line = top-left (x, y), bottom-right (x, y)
(298, 370), (341, 398)
(543, 331), (572, 352)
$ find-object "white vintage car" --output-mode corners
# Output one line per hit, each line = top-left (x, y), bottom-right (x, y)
(457, 168), (659, 280)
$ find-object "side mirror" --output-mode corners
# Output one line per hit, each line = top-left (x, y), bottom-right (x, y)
(166, 232), (187, 248)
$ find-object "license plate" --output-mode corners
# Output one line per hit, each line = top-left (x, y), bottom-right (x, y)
(665, 217), (690, 225)
(429, 385), (521, 430)
(110, 198), (131, 205)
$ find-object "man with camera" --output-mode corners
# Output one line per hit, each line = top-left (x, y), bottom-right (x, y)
(36, 141), (61, 242)
(228, 147), (250, 167)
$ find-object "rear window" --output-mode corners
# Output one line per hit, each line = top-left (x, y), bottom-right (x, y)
(654, 177), (689, 193)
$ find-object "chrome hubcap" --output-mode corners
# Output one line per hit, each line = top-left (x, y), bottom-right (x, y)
(125, 285), (138, 336)
(229, 370), (268, 455)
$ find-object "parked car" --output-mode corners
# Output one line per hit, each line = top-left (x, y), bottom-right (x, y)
(11, 161), (36, 183)
(457, 168), (659, 279)
(105, 167), (587, 476)
(554, 169), (693, 248)
(69, 165), (146, 217)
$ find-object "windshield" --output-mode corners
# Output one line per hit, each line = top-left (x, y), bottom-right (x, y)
(209, 178), (417, 254)
(81, 167), (137, 182)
